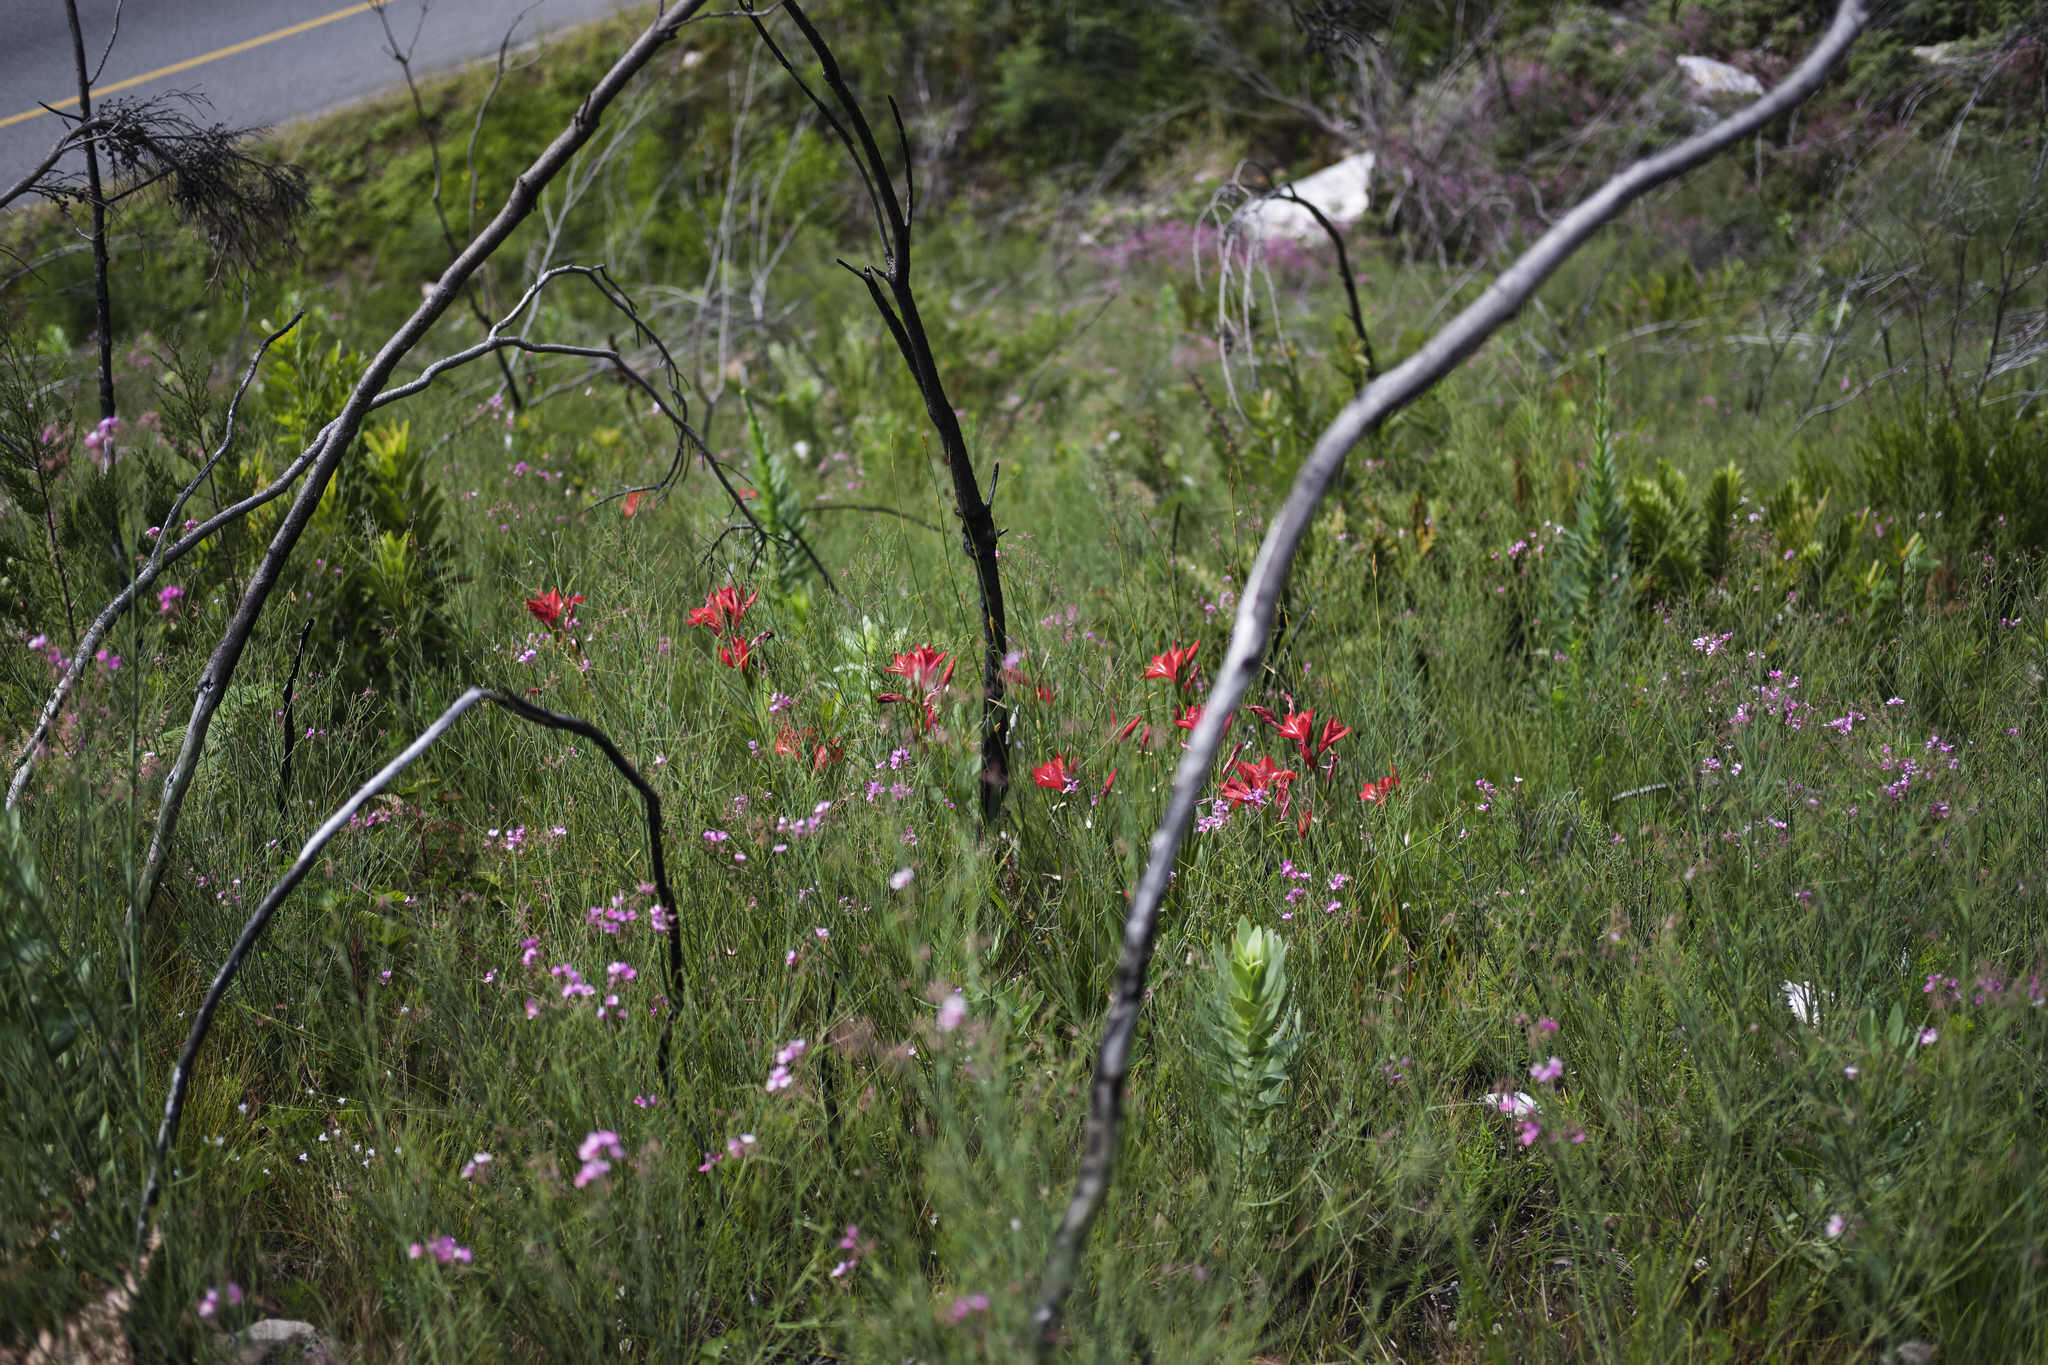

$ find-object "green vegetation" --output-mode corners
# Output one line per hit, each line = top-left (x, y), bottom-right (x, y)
(2, 1), (2045, 1360)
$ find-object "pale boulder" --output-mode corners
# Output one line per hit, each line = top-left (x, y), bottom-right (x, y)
(1677, 55), (1765, 100)
(1234, 150), (1377, 243)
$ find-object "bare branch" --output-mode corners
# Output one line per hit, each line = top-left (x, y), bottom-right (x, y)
(132, 2), (715, 919)
(744, 0), (1014, 819)
(135, 685), (681, 1262)
(1031, 2), (1872, 1350)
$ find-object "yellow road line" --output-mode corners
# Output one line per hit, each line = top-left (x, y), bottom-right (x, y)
(1, 0), (392, 131)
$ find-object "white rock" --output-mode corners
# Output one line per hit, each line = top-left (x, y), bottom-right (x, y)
(235, 1319), (342, 1365)
(1677, 55), (1764, 100)
(1781, 979), (1826, 1026)
(1234, 151), (1377, 243)
(1480, 1091), (1540, 1118)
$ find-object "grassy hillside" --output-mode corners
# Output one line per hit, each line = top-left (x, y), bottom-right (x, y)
(2, 2), (2045, 1360)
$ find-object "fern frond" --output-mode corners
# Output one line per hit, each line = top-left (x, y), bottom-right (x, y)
(1701, 461), (1743, 581)
(743, 390), (814, 612)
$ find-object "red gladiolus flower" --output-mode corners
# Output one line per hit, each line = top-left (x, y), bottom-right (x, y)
(525, 589), (584, 632)
(1221, 754), (1297, 809)
(1315, 716), (1352, 757)
(1360, 766), (1400, 804)
(689, 584), (758, 635)
(1296, 807), (1313, 837)
(1174, 704), (1203, 730)
(719, 634), (751, 672)
(1142, 641), (1201, 691)
(1235, 754), (1296, 789)
(1036, 682), (1055, 705)
(621, 490), (643, 517)
(1101, 768), (1119, 795)
(877, 645), (953, 733)
(1113, 714), (1144, 742)
(1275, 708), (1315, 758)
(887, 645), (955, 694)
(774, 726), (812, 758)
(810, 737), (844, 773)
(1032, 754), (1075, 790)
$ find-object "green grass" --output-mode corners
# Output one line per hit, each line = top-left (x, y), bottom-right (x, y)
(4, 3), (2047, 1361)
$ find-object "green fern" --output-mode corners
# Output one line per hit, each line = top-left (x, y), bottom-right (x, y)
(1700, 461), (1743, 581)
(1625, 460), (1703, 598)
(1194, 918), (1303, 1179)
(1552, 351), (1632, 648)
(743, 389), (814, 619)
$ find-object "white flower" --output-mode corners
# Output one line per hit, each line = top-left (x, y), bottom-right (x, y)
(937, 994), (967, 1032)
(1481, 1091), (1539, 1118)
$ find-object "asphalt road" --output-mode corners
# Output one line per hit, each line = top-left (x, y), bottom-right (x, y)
(1, 0), (643, 197)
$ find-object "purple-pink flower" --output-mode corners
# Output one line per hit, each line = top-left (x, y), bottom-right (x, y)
(575, 1130), (626, 1188)
(408, 1235), (473, 1264)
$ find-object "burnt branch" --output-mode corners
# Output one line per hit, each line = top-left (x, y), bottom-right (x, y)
(743, 0), (1013, 821)
(135, 685), (681, 1262)
(122, 2), (714, 919)
(1031, 1), (1873, 1351)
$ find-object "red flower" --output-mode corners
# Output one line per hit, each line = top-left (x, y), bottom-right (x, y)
(525, 589), (584, 632)
(1220, 754), (1297, 809)
(621, 490), (643, 517)
(1101, 768), (1119, 795)
(1032, 754), (1075, 790)
(887, 645), (954, 694)
(1275, 708), (1315, 758)
(1359, 766), (1400, 804)
(875, 691), (940, 732)
(1113, 714), (1144, 742)
(689, 584), (758, 635)
(774, 726), (812, 757)
(1035, 682), (1055, 705)
(1296, 807), (1314, 837)
(810, 737), (845, 773)
(719, 634), (751, 672)
(1315, 716), (1352, 758)
(1142, 641), (1201, 691)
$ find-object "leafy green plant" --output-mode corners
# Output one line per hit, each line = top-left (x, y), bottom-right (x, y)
(1624, 458), (1745, 599)
(1551, 352), (1632, 651)
(742, 390), (815, 621)
(1193, 917), (1303, 1181)
(1858, 400), (2048, 552)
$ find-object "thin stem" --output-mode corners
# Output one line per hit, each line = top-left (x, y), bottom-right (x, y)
(61, 0), (115, 421)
